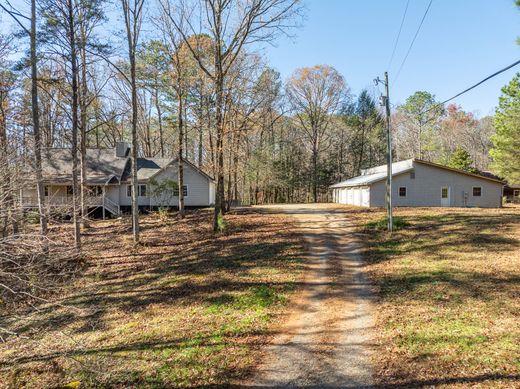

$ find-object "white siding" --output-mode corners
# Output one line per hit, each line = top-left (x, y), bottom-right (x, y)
(105, 186), (120, 204)
(369, 162), (502, 208)
(152, 163), (211, 206)
(116, 162), (213, 207)
(118, 184), (150, 206)
(333, 186), (370, 207)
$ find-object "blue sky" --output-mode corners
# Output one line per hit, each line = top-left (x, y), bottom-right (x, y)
(1, 0), (519, 116)
(262, 0), (520, 116)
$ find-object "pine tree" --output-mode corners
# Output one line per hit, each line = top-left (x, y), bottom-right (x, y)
(490, 73), (520, 183)
(447, 147), (478, 173)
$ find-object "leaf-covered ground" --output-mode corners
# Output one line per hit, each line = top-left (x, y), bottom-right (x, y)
(345, 205), (520, 388)
(0, 209), (304, 388)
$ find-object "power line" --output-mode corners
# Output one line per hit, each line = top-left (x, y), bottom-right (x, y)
(423, 58), (520, 114)
(393, 0), (434, 85)
(439, 59), (520, 106)
(387, 0), (410, 71)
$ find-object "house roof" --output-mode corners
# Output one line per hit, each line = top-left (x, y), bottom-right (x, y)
(38, 142), (215, 186)
(121, 157), (215, 183)
(41, 148), (128, 185)
(330, 159), (414, 188)
(414, 159), (504, 184)
(330, 158), (504, 189)
(137, 158), (172, 181)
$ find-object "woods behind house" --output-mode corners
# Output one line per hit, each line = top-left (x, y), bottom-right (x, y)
(0, 1), (519, 249)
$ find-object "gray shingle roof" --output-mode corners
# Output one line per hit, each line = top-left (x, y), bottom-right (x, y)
(41, 148), (128, 184)
(38, 146), (214, 185)
(136, 158), (172, 181)
(122, 157), (215, 182)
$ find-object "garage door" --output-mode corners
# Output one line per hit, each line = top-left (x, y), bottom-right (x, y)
(353, 188), (362, 206)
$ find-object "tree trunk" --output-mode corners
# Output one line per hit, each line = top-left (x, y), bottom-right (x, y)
(79, 9), (89, 229)
(68, 0), (81, 250)
(31, 0), (48, 241)
(155, 88), (164, 157)
(312, 138), (318, 203)
(177, 87), (185, 218)
(198, 96), (203, 167)
(213, 67), (225, 230)
(121, 0), (141, 244)
(130, 48), (139, 243)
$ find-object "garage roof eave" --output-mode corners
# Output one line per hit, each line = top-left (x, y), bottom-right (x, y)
(330, 168), (413, 189)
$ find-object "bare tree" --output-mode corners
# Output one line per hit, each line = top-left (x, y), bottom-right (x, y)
(157, 15), (192, 218)
(286, 65), (347, 202)
(39, 0), (83, 250)
(121, 0), (144, 243)
(159, 0), (301, 230)
(0, 0), (48, 239)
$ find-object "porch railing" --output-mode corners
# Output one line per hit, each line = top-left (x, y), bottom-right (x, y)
(22, 195), (104, 207)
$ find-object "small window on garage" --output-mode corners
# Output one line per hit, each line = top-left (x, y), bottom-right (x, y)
(399, 187), (407, 197)
(472, 187), (482, 197)
(410, 171), (415, 179)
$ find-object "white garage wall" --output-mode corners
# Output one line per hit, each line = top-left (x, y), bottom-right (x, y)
(369, 162), (502, 208)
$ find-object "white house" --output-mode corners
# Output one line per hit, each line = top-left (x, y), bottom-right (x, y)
(21, 142), (216, 216)
(331, 159), (504, 208)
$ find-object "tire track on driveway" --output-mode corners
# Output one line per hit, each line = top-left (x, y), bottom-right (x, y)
(248, 204), (375, 389)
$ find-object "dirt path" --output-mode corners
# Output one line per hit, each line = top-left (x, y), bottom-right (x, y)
(249, 204), (374, 389)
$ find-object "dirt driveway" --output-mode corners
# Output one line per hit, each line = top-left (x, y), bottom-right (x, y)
(249, 204), (374, 389)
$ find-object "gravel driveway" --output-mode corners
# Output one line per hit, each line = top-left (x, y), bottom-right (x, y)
(249, 204), (375, 389)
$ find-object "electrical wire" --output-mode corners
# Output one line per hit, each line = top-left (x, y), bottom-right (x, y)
(387, 0), (410, 71)
(422, 58), (520, 114)
(393, 0), (434, 86)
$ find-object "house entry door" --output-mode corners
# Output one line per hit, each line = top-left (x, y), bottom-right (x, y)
(441, 186), (451, 207)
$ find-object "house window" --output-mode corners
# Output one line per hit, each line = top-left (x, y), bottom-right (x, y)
(173, 185), (188, 197)
(44, 186), (49, 197)
(472, 187), (482, 197)
(410, 171), (415, 179)
(66, 186), (73, 196)
(399, 187), (407, 197)
(441, 187), (449, 199)
(514, 190), (520, 198)
(127, 184), (147, 197)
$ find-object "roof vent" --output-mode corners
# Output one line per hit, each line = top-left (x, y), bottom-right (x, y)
(115, 141), (130, 158)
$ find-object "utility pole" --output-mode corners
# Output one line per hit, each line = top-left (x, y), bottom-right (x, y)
(375, 72), (393, 232)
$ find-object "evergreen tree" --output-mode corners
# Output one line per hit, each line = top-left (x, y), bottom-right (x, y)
(344, 90), (385, 175)
(447, 147), (479, 173)
(490, 73), (520, 183)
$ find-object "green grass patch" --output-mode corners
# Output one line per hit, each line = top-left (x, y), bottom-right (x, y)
(350, 206), (520, 387)
(206, 286), (287, 314)
(364, 216), (409, 232)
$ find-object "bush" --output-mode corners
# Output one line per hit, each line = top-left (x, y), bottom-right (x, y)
(25, 211), (40, 224)
(216, 211), (227, 233)
(157, 207), (171, 220)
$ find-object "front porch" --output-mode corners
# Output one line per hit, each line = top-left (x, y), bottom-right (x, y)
(21, 185), (120, 217)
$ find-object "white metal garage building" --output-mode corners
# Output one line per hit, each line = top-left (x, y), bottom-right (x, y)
(331, 159), (504, 208)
